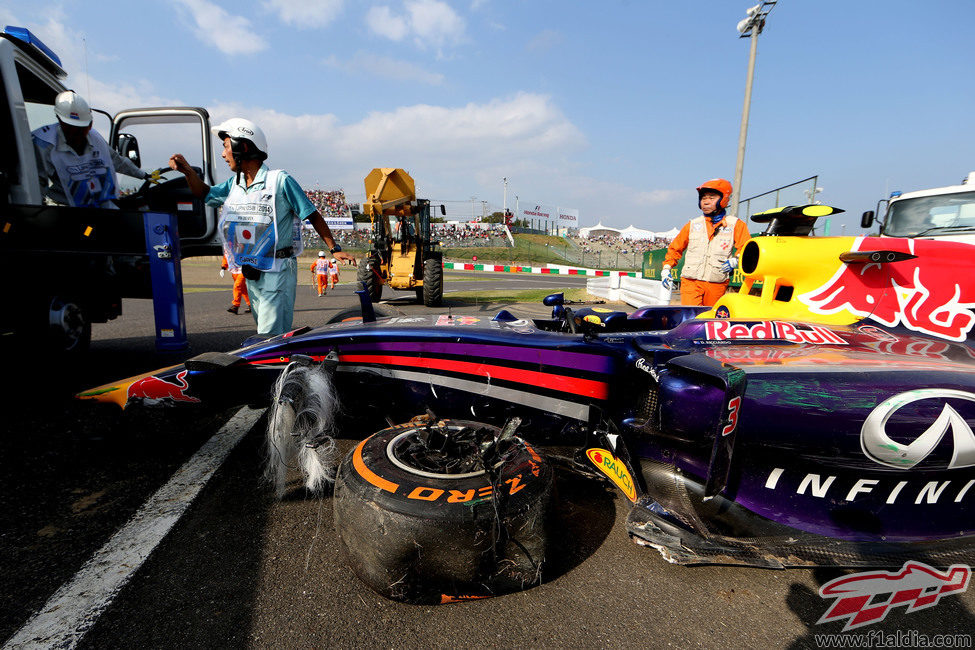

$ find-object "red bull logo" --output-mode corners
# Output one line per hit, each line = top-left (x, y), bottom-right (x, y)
(704, 320), (847, 345)
(800, 238), (975, 342)
(818, 561), (970, 631)
(127, 370), (199, 403)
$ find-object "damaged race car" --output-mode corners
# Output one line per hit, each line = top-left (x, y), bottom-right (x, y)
(78, 222), (975, 603)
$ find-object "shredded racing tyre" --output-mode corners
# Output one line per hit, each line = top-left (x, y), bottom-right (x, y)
(356, 253), (383, 302)
(422, 257), (443, 307)
(334, 418), (553, 603)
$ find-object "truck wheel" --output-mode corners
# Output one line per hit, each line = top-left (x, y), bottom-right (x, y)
(45, 297), (91, 356)
(422, 258), (443, 307)
(356, 253), (383, 302)
(334, 419), (552, 603)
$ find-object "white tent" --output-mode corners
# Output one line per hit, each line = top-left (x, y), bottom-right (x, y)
(657, 227), (680, 240)
(579, 222), (621, 238)
(619, 225), (656, 240)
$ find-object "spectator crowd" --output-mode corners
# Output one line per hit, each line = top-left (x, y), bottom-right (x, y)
(432, 223), (508, 247)
(305, 189), (350, 219)
(570, 233), (670, 258)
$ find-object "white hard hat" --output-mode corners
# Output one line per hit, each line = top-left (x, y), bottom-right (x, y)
(318, 251), (326, 257)
(211, 117), (267, 159)
(330, 258), (337, 263)
(54, 91), (92, 127)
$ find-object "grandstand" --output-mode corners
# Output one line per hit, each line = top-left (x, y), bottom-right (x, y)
(306, 189), (350, 219)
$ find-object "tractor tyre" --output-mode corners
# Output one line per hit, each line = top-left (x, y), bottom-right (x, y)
(422, 258), (444, 307)
(356, 253), (383, 302)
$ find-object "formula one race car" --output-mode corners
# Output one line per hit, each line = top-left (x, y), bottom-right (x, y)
(79, 231), (975, 603)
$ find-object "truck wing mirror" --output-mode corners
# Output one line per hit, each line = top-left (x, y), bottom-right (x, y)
(860, 210), (874, 229)
(116, 133), (141, 169)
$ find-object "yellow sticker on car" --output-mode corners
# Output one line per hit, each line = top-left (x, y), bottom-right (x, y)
(586, 448), (637, 502)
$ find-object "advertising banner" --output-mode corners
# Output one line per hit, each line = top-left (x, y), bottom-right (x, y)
(324, 209), (355, 230)
(518, 203), (555, 226)
(557, 207), (579, 228)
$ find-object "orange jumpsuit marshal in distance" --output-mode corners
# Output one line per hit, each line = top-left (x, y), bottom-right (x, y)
(663, 178), (751, 307)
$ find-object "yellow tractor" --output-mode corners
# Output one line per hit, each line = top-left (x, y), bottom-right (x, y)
(356, 168), (444, 306)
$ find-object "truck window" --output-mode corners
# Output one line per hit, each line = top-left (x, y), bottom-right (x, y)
(15, 61), (58, 130)
(112, 114), (211, 196)
(886, 192), (975, 236)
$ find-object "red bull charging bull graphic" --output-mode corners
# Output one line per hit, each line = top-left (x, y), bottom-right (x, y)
(799, 238), (975, 342)
(127, 370), (200, 404)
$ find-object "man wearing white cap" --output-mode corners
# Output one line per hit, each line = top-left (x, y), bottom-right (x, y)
(169, 117), (355, 336)
(32, 90), (153, 208)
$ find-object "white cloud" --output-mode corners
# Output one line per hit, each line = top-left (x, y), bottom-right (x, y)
(367, 0), (466, 52)
(202, 95), (689, 227)
(263, 0), (344, 28)
(323, 52), (444, 85)
(365, 6), (409, 42)
(407, 0), (465, 47)
(203, 93), (584, 204)
(334, 93), (582, 157)
(171, 0), (267, 55)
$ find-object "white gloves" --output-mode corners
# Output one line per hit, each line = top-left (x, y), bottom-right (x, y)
(661, 266), (673, 291)
(721, 257), (739, 274)
(219, 269), (225, 278)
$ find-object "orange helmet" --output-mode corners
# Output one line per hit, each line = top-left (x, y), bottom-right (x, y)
(696, 178), (733, 209)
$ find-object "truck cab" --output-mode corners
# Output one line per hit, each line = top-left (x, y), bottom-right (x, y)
(0, 26), (222, 354)
(861, 172), (975, 245)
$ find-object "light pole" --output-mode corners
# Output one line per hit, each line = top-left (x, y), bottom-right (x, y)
(502, 177), (508, 214)
(470, 196), (476, 222)
(731, 1), (777, 219)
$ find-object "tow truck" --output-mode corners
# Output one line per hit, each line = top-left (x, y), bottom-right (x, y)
(0, 26), (222, 355)
(861, 171), (975, 244)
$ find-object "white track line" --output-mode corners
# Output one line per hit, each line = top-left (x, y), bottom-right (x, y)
(3, 406), (265, 650)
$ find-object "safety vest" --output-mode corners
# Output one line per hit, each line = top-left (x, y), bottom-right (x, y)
(33, 125), (118, 208)
(327, 261), (339, 276)
(313, 259), (329, 275)
(221, 170), (303, 272)
(681, 215), (739, 283)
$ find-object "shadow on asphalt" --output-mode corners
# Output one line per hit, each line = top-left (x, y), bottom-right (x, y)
(0, 335), (253, 642)
(543, 470), (617, 582)
(78, 416), (273, 650)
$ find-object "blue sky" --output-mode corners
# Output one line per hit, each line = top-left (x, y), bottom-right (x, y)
(5, 0), (972, 231)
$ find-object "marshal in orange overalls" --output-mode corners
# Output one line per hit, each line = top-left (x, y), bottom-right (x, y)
(222, 255), (251, 314)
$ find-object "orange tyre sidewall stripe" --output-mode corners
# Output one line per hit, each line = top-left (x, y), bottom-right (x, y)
(352, 437), (399, 494)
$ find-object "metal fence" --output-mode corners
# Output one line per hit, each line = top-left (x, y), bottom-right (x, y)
(542, 241), (647, 270)
(738, 176), (820, 222)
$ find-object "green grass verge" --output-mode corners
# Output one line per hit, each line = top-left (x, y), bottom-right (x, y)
(446, 287), (590, 304)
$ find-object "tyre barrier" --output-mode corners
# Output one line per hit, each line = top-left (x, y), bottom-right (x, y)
(334, 419), (553, 603)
